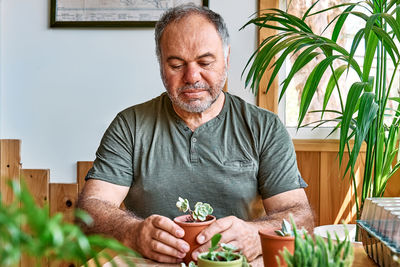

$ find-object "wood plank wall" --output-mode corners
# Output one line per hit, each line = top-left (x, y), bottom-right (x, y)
(294, 139), (400, 225)
(0, 140), (82, 267)
(1, 139), (400, 266)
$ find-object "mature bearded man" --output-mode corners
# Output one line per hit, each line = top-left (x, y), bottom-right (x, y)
(77, 4), (313, 264)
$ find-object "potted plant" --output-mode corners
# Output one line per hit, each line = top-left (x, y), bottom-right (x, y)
(0, 180), (139, 267)
(242, 0), (400, 222)
(280, 219), (354, 266)
(174, 197), (216, 264)
(182, 233), (249, 267)
(259, 219), (295, 267)
(197, 233), (249, 267)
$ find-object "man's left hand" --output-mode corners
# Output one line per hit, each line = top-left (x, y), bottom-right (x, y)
(192, 216), (261, 261)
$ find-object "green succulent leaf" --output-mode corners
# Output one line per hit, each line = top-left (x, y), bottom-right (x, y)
(176, 197), (189, 213)
(193, 202), (213, 222)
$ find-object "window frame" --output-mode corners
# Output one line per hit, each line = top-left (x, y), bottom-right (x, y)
(257, 0), (339, 139)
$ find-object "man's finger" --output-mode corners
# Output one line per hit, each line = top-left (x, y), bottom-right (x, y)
(151, 228), (190, 254)
(149, 238), (187, 259)
(152, 215), (185, 238)
(149, 249), (185, 264)
(196, 216), (233, 244)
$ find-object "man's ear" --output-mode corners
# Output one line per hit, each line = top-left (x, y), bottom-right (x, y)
(226, 46), (231, 68)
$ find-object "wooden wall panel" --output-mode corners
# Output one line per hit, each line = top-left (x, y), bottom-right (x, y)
(296, 151), (320, 225)
(320, 152), (353, 225)
(20, 169), (49, 267)
(49, 183), (78, 223)
(384, 168), (400, 197)
(0, 139), (21, 204)
(77, 161), (93, 193)
(294, 139), (367, 152)
(21, 256), (48, 267)
(350, 152), (365, 223)
(21, 169), (49, 207)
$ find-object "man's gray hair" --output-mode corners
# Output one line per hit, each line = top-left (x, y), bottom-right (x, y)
(154, 4), (230, 63)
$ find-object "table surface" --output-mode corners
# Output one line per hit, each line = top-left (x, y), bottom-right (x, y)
(89, 243), (377, 267)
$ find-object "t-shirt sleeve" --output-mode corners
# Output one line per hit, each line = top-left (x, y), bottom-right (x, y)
(258, 115), (306, 199)
(86, 113), (134, 187)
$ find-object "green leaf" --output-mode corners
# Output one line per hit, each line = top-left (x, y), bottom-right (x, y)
(176, 197), (190, 213)
(322, 64), (347, 116)
(210, 234), (221, 252)
(280, 48), (320, 101)
(331, 4), (358, 42)
(298, 55), (342, 127)
(348, 92), (379, 178)
(362, 30), (379, 82)
(338, 82), (368, 164)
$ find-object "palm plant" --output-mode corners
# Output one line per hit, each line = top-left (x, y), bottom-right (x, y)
(242, 0), (400, 220)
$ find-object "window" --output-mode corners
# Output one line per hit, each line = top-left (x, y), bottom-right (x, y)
(277, 0), (400, 138)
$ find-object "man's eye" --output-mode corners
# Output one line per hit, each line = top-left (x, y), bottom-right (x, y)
(199, 62), (212, 67)
(170, 65), (183, 69)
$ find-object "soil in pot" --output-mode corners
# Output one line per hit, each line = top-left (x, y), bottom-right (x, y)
(259, 228), (294, 267)
(174, 214), (216, 264)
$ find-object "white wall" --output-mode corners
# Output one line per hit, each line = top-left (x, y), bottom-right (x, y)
(0, 0), (257, 183)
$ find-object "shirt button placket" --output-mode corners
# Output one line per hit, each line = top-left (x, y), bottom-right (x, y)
(190, 136), (198, 163)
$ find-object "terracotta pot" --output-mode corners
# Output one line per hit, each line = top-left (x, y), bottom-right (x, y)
(259, 228), (294, 267)
(174, 214), (216, 264)
(197, 252), (243, 267)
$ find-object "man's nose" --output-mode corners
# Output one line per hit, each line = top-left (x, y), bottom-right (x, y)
(184, 63), (201, 84)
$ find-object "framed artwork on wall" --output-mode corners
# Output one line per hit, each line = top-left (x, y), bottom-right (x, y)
(50, 0), (209, 27)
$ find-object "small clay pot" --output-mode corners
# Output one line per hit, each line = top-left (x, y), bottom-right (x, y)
(258, 228), (294, 267)
(174, 214), (216, 264)
(197, 252), (243, 267)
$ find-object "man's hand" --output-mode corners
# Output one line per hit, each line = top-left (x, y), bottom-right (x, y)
(78, 180), (190, 264)
(192, 216), (261, 261)
(190, 189), (313, 262)
(132, 214), (190, 263)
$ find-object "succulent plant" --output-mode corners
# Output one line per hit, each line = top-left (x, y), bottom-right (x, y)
(182, 233), (249, 267)
(279, 218), (354, 267)
(176, 197), (213, 222)
(275, 219), (294, 237)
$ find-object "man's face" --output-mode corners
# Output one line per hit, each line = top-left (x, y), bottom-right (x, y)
(159, 14), (229, 113)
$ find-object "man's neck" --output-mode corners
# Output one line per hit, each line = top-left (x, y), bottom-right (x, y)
(172, 92), (225, 131)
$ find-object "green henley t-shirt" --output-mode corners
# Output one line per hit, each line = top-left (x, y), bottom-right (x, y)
(86, 92), (305, 220)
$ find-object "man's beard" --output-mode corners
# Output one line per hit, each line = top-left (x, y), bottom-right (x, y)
(164, 70), (227, 113)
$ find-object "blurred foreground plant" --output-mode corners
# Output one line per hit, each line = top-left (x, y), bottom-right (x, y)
(0, 180), (139, 267)
(279, 219), (354, 267)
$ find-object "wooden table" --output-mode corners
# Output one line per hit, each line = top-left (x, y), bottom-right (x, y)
(89, 243), (377, 267)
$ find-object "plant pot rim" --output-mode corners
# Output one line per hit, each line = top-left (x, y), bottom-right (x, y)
(174, 214), (216, 226)
(258, 228), (295, 240)
(313, 223), (360, 243)
(197, 252), (243, 263)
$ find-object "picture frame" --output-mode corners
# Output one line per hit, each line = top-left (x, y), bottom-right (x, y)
(50, 0), (209, 27)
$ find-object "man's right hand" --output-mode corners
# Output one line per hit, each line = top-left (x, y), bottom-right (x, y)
(132, 214), (190, 263)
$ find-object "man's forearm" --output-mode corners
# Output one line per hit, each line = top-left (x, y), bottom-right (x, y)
(250, 202), (314, 233)
(76, 196), (142, 250)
